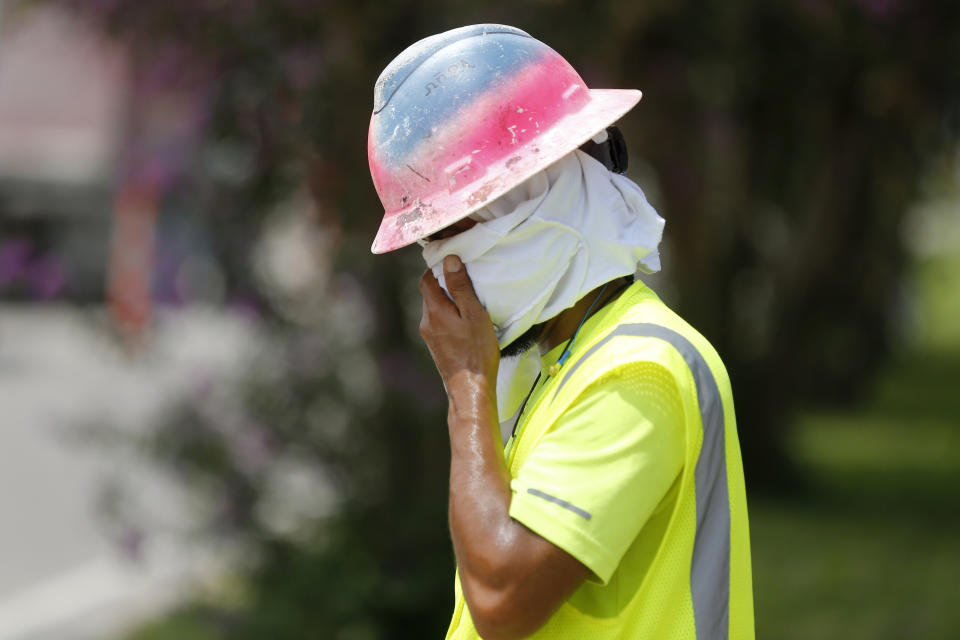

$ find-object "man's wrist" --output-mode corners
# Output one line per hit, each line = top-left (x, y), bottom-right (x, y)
(446, 370), (497, 430)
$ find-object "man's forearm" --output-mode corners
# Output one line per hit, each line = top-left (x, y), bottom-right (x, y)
(445, 372), (587, 639)
(446, 371), (530, 637)
(446, 371), (512, 578)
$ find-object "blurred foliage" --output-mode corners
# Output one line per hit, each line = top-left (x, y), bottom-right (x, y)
(26, 0), (959, 636)
(751, 248), (960, 639)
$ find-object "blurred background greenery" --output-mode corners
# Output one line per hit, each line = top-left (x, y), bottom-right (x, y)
(1, 0), (958, 638)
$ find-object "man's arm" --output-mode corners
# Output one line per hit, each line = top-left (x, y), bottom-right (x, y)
(419, 256), (591, 640)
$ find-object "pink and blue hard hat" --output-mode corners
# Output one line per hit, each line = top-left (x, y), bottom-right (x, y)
(368, 24), (642, 254)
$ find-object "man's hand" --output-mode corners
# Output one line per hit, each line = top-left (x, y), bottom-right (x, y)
(418, 255), (499, 395)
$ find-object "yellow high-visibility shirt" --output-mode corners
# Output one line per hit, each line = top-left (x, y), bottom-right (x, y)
(445, 281), (754, 639)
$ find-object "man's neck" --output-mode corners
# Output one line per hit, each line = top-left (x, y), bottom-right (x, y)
(537, 279), (630, 356)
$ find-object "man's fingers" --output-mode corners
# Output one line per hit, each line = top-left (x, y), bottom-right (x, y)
(419, 295), (433, 339)
(442, 255), (484, 317)
(419, 269), (458, 315)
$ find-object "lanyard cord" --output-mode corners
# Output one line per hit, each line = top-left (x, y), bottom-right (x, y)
(549, 281), (611, 376)
(509, 277), (632, 439)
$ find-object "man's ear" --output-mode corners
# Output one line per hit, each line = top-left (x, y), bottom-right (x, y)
(579, 126), (628, 174)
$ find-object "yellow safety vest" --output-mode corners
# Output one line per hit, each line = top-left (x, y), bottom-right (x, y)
(446, 281), (754, 639)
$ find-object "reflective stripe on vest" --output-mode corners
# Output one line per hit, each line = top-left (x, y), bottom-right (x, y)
(554, 322), (731, 640)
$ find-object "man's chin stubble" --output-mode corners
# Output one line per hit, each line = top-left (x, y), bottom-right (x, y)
(500, 322), (547, 359)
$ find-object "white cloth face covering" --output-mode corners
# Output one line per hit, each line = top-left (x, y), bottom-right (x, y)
(421, 149), (665, 425)
(422, 149), (664, 348)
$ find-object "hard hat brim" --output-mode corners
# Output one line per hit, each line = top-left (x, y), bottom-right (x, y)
(371, 88), (643, 254)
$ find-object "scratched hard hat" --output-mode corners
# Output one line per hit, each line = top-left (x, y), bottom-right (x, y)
(367, 24), (642, 254)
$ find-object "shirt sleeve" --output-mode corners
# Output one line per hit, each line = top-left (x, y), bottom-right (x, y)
(507, 359), (685, 584)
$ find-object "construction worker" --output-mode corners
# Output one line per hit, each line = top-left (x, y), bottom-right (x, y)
(368, 25), (754, 639)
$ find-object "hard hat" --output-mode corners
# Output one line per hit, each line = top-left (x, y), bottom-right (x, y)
(368, 24), (642, 254)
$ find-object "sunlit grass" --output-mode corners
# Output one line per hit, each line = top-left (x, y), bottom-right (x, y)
(913, 256), (960, 352)
(752, 494), (960, 639)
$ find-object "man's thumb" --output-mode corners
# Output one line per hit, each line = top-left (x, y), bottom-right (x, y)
(443, 255), (478, 309)
(443, 254), (463, 276)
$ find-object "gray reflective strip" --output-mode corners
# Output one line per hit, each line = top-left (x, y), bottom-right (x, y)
(554, 322), (730, 640)
(526, 488), (592, 520)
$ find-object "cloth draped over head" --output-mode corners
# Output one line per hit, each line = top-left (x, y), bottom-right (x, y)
(421, 149), (665, 429)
